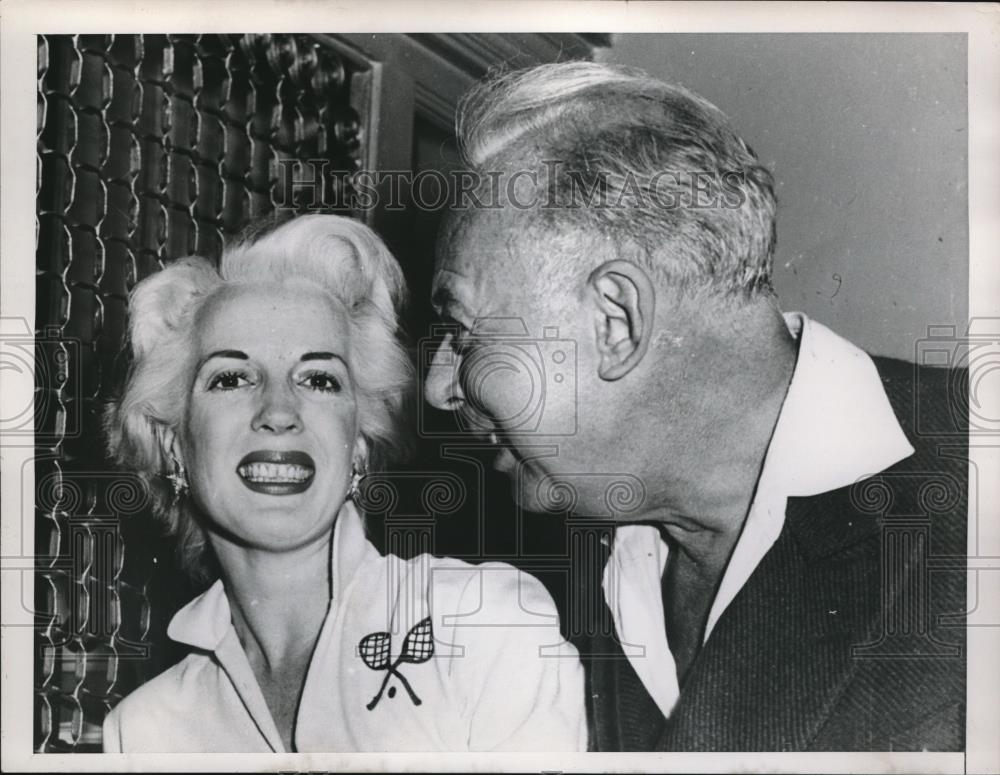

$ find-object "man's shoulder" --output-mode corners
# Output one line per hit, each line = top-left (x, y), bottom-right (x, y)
(869, 353), (968, 442)
(780, 350), (968, 562)
(868, 354), (968, 528)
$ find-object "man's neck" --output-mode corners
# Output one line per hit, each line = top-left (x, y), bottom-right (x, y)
(648, 308), (796, 684)
(639, 301), (799, 573)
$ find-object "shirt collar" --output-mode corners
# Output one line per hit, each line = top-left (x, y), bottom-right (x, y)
(759, 311), (914, 499)
(165, 576), (230, 651)
(166, 498), (372, 651)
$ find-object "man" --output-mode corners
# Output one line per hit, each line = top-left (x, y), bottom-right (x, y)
(423, 62), (966, 751)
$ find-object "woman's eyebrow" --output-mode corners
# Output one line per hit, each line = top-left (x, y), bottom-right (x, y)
(300, 351), (343, 362)
(300, 351), (351, 375)
(199, 349), (249, 367)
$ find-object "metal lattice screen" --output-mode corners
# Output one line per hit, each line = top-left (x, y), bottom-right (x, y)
(34, 32), (367, 752)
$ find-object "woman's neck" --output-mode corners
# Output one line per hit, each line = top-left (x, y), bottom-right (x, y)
(210, 529), (333, 671)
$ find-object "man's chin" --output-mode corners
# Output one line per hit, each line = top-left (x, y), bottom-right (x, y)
(510, 480), (548, 513)
(494, 451), (544, 512)
(495, 448), (588, 513)
(506, 466), (577, 514)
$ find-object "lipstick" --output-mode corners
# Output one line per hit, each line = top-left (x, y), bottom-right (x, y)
(237, 450), (315, 496)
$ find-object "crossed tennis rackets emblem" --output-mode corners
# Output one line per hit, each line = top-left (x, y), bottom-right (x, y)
(358, 616), (434, 710)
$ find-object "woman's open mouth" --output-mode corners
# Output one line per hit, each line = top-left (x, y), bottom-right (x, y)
(237, 450), (315, 496)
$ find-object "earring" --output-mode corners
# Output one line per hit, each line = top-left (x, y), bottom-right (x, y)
(347, 465), (364, 501)
(166, 455), (189, 497)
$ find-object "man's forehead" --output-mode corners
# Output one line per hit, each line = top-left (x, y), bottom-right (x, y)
(433, 209), (526, 300)
(437, 208), (522, 269)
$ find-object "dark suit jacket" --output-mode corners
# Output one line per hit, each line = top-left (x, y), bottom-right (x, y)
(584, 357), (967, 751)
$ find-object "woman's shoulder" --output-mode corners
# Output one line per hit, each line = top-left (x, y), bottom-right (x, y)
(412, 555), (565, 630)
(103, 651), (216, 749)
(408, 557), (586, 751)
(343, 548), (577, 663)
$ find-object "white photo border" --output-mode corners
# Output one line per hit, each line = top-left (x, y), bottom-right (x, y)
(2, 2), (998, 773)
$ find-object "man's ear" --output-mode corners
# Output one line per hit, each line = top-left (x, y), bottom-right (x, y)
(587, 259), (656, 381)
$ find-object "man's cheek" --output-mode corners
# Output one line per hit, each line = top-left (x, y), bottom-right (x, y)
(476, 373), (539, 431)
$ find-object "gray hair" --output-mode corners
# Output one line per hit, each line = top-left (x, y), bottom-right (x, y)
(104, 214), (414, 581)
(455, 61), (777, 298)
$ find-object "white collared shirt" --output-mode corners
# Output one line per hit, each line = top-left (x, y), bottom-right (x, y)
(103, 500), (586, 752)
(602, 312), (915, 720)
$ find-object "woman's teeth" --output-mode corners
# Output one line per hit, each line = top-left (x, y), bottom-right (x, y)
(238, 463), (313, 482)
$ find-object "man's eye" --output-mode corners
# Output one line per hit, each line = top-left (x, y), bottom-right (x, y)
(208, 371), (251, 391)
(449, 332), (475, 355)
(300, 371), (342, 393)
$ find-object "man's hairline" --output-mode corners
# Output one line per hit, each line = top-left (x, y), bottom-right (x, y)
(437, 182), (778, 317)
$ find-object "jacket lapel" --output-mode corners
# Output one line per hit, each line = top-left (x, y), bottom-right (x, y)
(655, 488), (883, 750)
(586, 613), (668, 751)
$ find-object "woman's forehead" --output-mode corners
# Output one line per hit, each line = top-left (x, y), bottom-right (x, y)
(196, 281), (351, 353)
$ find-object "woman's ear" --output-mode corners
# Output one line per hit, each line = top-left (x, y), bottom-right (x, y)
(587, 259), (657, 381)
(352, 435), (370, 470)
(157, 424), (184, 471)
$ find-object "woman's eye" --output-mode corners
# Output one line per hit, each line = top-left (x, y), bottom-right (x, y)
(207, 371), (251, 391)
(300, 372), (342, 393)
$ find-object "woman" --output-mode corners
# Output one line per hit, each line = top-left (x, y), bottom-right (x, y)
(102, 214), (586, 752)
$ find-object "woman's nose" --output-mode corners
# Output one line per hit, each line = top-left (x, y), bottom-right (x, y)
(423, 338), (465, 411)
(251, 384), (302, 433)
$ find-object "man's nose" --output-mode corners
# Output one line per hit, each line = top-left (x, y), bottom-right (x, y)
(251, 383), (302, 434)
(424, 338), (465, 411)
